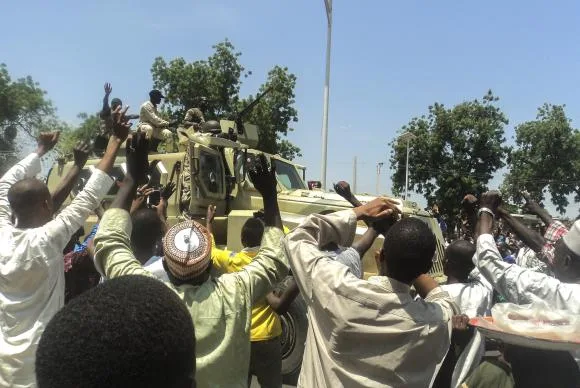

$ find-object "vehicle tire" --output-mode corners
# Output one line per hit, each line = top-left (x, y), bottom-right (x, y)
(275, 276), (308, 385)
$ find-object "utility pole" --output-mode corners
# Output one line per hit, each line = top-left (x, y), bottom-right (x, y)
(376, 162), (384, 195)
(320, 0), (332, 189)
(397, 132), (416, 200)
(352, 156), (357, 193)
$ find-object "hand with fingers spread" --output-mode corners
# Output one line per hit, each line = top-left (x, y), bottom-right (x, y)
(248, 154), (277, 200)
(354, 197), (400, 223)
(130, 184), (154, 214)
(126, 132), (150, 185)
(161, 181), (176, 202)
(36, 131), (60, 157)
(73, 141), (90, 168)
(111, 105), (132, 142)
(104, 82), (112, 96)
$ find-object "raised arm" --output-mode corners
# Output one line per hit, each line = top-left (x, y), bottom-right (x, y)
(99, 83), (112, 119)
(0, 132), (58, 225)
(50, 142), (90, 211)
(266, 277), (300, 315)
(94, 131), (154, 279)
(497, 207), (545, 252)
(522, 191), (553, 227)
(285, 198), (399, 300)
(222, 154), (288, 304)
(475, 191), (579, 310)
(42, 107), (132, 249)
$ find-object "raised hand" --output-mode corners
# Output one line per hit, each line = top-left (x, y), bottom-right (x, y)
(104, 82), (112, 96)
(248, 154), (277, 200)
(161, 181), (176, 201)
(126, 131), (150, 184)
(355, 198), (400, 223)
(36, 131), (61, 157)
(73, 141), (90, 168)
(111, 105), (132, 142)
(334, 181), (353, 200)
(480, 191), (502, 214)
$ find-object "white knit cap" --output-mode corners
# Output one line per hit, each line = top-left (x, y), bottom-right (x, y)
(562, 220), (580, 257)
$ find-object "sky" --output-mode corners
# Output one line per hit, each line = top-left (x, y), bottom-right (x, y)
(2, 0), (579, 217)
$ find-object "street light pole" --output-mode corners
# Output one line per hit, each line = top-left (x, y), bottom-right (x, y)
(320, 0), (332, 190)
(397, 132), (416, 200)
(376, 162), (384, 195)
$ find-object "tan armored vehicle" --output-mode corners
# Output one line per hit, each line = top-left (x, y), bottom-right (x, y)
(47, 119), (445, 383)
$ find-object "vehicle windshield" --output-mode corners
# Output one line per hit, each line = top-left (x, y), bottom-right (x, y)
(273, 159), (307, 190)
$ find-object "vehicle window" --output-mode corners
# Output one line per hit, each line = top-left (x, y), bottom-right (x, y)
(273, 159), (306, 190)
(199, 150), (223, 194)
(148, 161), (167, 189)
(72, 166), (125, 196)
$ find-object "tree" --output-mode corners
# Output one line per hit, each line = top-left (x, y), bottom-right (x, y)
(502, 104), (580, 214)
(239, 66), (300, 159)
(57, 113), (100, 159)
(0, 63), (58, 174)
(151, 39), (300, 159)
(390, 90), (509, 230)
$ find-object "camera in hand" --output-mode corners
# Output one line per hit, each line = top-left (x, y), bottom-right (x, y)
(147, 190), (161, 207)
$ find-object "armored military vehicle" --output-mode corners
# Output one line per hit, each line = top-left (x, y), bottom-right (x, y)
(47, 114), (445, 384)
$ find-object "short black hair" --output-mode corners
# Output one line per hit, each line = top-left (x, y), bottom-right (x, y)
(131, 208), (165, 259)
(444, 240), (476, 281)
(8, 178), (50, 217)
(36, 275), (195, 388)
(382, 217), (436, 283)
(241, 217), (265, 248)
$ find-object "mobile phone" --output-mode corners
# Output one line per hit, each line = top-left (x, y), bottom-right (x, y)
(147, 190), (161, 207)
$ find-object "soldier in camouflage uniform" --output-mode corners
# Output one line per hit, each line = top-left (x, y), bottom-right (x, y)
(178, 98), (207, 210)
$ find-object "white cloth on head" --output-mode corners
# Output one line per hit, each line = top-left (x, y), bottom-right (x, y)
(285, 210), (460, 388)
(563, 220), (580, 257)
(0, 153), (113, 388)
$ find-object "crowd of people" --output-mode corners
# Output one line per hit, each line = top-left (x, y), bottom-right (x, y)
(0, 87), (578, 388)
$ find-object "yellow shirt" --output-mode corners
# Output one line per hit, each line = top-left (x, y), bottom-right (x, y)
(212, 238), (282, 341)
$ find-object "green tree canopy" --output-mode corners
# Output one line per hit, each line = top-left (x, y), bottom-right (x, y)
(56, 113), (100, 160)
(502, 104), (580, 214)
(390, 90), (509, 228)
(0, 63), (59, 174)
(151, 39), (300, 159)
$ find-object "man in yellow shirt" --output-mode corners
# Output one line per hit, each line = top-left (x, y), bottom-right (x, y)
(207, 206), (299, 388)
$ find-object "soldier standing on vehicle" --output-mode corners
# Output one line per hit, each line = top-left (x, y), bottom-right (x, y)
(137, 89), (175, 151)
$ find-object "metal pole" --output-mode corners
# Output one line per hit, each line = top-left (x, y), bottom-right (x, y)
(376, 162), (383, 195)
(320, 0), (332, 189)
(353, 155), (357, 193)
(405, 138), (410, 200)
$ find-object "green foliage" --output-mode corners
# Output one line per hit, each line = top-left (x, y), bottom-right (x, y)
(0, 63), (58, 174)
(151, 39), (246, 120)
(57, 113), (100, 160)
(502, 104), (580, 214)
(390, 90), (509, 226)
(150, 40), (300, 159)
(239, 66), (300, 159)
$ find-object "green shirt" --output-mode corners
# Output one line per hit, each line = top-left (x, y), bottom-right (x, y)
(94, 209), (289, 388)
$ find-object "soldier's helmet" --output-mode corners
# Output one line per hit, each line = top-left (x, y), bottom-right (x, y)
(200, 120), (222, 134)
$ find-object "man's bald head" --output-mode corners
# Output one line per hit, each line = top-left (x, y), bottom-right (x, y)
(8, 178), (53, 227)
